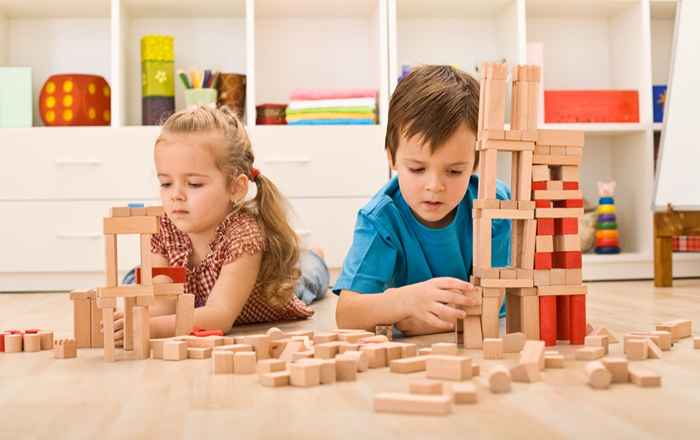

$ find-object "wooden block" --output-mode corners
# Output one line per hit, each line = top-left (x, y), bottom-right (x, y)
(389, 356), (428, 374)
(103, 215), (159, 235)
(646, 339), (663, 359)
(286, 329), (315, 338)
(72, 296), (92, 348)
(292, 350), (314, 362)
(426, 355), (472, 381)
(518, 201), (536, 210)
(96, 297), (117, 308)
(472, 364), (480, 377)
(38, 331), (54, 351)
(656, 319), (692, 341)
(601, 357), (629, 383)
(552, 165), (580, 181)
(488, 365), (511, 393)
(4, 334), (22, 353)
(535, 235), (554, 253)
(213, 351), (234, 374)
(585, 335), (609, 354)
(335, 355), (358, 381)
(409, 379), (444, 395)
(102, 307), (115, 362)
(265, 327), (286, 341)
(628, 331), (671, 350)
(257, 359), (286, 374)
(133, 305), (151, 360)
(554, 234), (581, 252)
(360, 344), (388, 369)
(290, 358), (323, 387)
(521, 220), (537, 271)
(483, 338), (503, 360)
(359, 335), (389, 344)
(625, 339), (649, 361)
(479, 139), (535, 152)
(566, 146), (583, 156)
(314, 342), (340, 359)
(337, 342), (361, 354)
(233, 351), (257, 374)
(534, 144), (551, 155)
(150, 338), (170, 359)
(337, 331), (374, 343)
(213, 343), (253, 354)
(341, 350), (369, 372)
(575, 346), (605, 361)
(482, 295), (501, 338)
(586, 361), (612, 390)
(591, 327), (619, 344)
(535, 208), (584, 219)
(312, 332), (338, 344)
(259, 371), (290, 387)
(531, 165), (551, 182)
(163, 341), (188, 361)
(485, 78), (507, 131)
(394, 342), (418, 358)
(533, 269), (550, 287)
(565, 269), (583, 285)
(110, 207), (131, 217)
(104, 234), (118, 287)
(464, 316), (483, 349)
(374, 392), (452, 415)
(188, 335), (225, 349)
(23, 333), (41, 352)
(629, 367), (661, 388)
(510, 362), (540, 383)
(480, 129), (506, 140)
(383, 342), (403, 362)
(319, 359), (336, 385)
(432, 342), (458, 356)
(537, 285), (588, 296)
(53, 339), (77, 359)
(544, 354), (564, 368)
(537, 129), (584, 147)
(278, 340), (305, 362)
(129, 206), (146, 216)
(694, 336), (700, 349)
(174, 294), (195, 336)
(520, 340), (546, 370)
(502, 332), (526, 353)
(145, 206), (164, 216)
(188, 347), (212, 359)
(451, 382), (478, 404)
(418, 347), (433, 356)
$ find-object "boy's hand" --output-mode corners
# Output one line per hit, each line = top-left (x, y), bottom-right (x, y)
(396, 277), (479, 331)
(101, 311), (124, 348)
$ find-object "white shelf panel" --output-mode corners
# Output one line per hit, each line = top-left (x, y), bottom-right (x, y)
(256, 0), (376, 18)
(0, 0), (109, 18)
(526, 0), (639, 19)
(541, 123), (648, 135)
(122, 0), (245, 18)
(396, 0), (515, 19)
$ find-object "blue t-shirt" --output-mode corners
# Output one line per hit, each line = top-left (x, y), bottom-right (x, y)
(334, 174), (511, 294)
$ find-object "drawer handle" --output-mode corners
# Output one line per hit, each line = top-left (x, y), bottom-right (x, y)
(55, 159), (103, 166)
(56, 233), (101, 240)
(263, 157), (311, 165)
(295, 229), (311, 237)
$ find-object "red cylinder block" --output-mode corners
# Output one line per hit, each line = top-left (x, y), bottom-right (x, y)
(532, 181), (548, 190)
(556, 295), (571, 341)
(553, 251), (582, 269)
(534, 252), (553, 269)
(537, 218), (554, 236)
(569, 294), (587, 345)
(539, 296), (557, 346)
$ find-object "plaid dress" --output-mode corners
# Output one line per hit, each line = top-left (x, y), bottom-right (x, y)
(151, 210), (313, 325)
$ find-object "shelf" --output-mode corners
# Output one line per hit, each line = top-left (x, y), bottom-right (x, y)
(122, 0), (245, 19)
(541, 123), (648, 135)
(396, 0), (515, 19)
(256, 0), (376, 18)
(526, 0), (638, 19)
(0, 0), (109, 18)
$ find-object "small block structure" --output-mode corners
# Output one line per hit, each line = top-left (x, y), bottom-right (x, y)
(290, 359), (323, 387)
(259, 371), (290, 387)
(340, 350), (369, 372)
(213, 351), (234, 374)
(575, 346), (605, 361)
(629, 367), (662, 388)
(601, 357), (629, 383)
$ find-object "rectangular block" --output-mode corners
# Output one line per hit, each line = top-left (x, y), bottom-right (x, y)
(233, 351), (257, 374)
(213, 351), (234, 374)
(335, 355), (358, 381)
(188, 347), (213, 359)
(390, 356), (428, 374)
(290, 359), (323, 387)
(374, 393), (452, 416)
(482, 338), (503, 360)
(259, 371), (290, 387)
(103, 216), (160, 235)
(601, 357), (629, 383)
(163, 341), (188, 361)
(320, 359), (336, 384)
(452, 382), (478, 404)
(575, 346), (605, 361)
(520, 340), (546, 370)
(629, 367), (661, 387)
(409, 379), (444, 395)
(625, 338), (649, 361)
(426, 355), (472, 381)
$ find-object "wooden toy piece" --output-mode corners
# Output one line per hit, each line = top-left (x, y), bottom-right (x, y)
(337, 331), (374, 343)
(239, 334), (272, 360)
(286, 329), (314, 338)
(694, 336), (700, 349)
(585, 335), (609, 355)
(409, 379), (444, 395)
(520, 340), (546, 370)
(452, 382), (478, 404)
(488, 365), (512, 394)
(132, 305), (151, 360)
(290, 358), (323, 387)
(188, 336), (226, 349)
(510, 362), (541, 383)
(278, 339), (305, 362)
(314, 342), (340, 359)
(375, 324), (393, 340)
(374, 392), (452, 416)
(259, 371), (290, 387)
(646, 339), (663, 359)
(38, 331), (54, 351)
(544, 353), (565, 369)
(340, 350), (369, 372)
(629, 366), (661, 388)
(187, 347), (212, 359)
(222, 336), (236, 345)
(586, 361), (612, 390)
(213, 351), (234, 374)
(104, 234), (118, 287)
(503, 332), (526, 353)
(575, 347), (605, 361)
(312, 332), (338, 344)
(90, 296), (103, 348)
(426, 355), (472, 381)
(600, 357), (629, 383)
(472, 364), (481, 377)
(257, 359), (286, 374)
(627, 331), (672, 350)
(481, 294), (501, 338)
(360, 344), (388, 368)
(150, 338), (170, 359)
(335, 355), (358, 381)
(482, 338), (503, 360)
(320, 359), (336, 385)
(591, 327), (619, 344)
(266, 327), (286, 340)
(54, 339), (77, 359)
(624, 339), (648, 361)
(163, 341), (188, 361)
(233, 351), (257, 374)
(4, 333), (22, 352)
(389, 356), (429, 374)
(23, 333), (42, 352)
(70, 290), (93, 348)
(464, 315), (484, 349)
(539, 295), (557, 346)
(174, 294), (195, 336)
(431, 342), (458, 356)
(337, 342), (361, 354)
(383, 342), (404, 362)
(656, 319), (692, 341)
(292, 350), (314, 362)
(359, 335), (389, 344)
(393, 342), (417, 358)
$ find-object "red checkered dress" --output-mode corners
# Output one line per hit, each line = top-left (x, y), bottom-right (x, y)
(151, 211), (313, 326)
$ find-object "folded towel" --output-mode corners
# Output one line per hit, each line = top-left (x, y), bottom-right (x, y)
(288, 97), (376, 111)
(286, 106), (376, 116)
(286, 112), (376, 122)
(287, 119), (376, 125)
(290, 89), (377, 101)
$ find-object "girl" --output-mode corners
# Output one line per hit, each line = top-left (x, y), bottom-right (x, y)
(115, 105), (329, 342)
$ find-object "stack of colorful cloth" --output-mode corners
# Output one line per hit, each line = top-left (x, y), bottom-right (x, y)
(285, 89), (377, 125)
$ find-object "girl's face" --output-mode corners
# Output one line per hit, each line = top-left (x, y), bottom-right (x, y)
(154, 132), (243, 236)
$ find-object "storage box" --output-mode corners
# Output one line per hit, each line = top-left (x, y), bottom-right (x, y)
(0, 67), (32, 128)
(544, 90), (639, 123)
(653, 85), (667, 123)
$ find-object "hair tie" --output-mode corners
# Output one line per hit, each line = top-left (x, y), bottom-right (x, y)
(250, 167), (261, 181)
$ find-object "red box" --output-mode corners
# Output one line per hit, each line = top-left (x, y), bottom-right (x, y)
(553, 251), (582, 269)
(532, 181), (548, 190)
(535, 252), (553, 269)
(536, 200), (552, 208)
(136, 266), (187, 283)
(545, 90), (639, 123)
(537, 218), (554, 236)
(555, 218), (578, 235)
(562, 181), (579, 190)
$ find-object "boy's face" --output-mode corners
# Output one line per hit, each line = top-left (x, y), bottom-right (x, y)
(389, 123), (476, 228)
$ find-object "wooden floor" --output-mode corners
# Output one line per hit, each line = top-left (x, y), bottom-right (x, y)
(1, 279), (699, 439)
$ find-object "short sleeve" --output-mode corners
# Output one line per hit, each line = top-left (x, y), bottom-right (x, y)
(492, 180), (513, 267)
(333, 211), (398, 294)
(222, 217), (266, 266)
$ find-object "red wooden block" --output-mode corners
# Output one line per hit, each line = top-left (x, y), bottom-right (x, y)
(544, 90), (639, 123)
(537, 219), (554, 236)
(554, 199), (584, 208)
(562, 181), (579, 190)
(532, 181), (548, 190)
(555, 218), (578, 235)
(539, 296), (557, 346)
(0, 332), (7, 352)
(536, 200), (553, 208)
(534, 252), (553, 269)
(556, 296), (571, 341)
(136, 266), (188, 283)
(553, 251), (582, 269)
(569, 294), (587, 345)
(24, 329), (40, 334)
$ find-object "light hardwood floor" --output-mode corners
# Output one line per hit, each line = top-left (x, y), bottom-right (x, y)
(0, 279), (699, 439)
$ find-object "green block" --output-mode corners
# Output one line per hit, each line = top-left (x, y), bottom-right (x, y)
(596, 222), (618, 230)
(0, 67), (32, 127)
(142, 61), (174, 97)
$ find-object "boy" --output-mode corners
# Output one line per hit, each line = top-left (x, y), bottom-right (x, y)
(334, 65), (511, 336)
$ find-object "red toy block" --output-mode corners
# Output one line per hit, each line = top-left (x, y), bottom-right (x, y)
(39, 74), (111, 126)
(556, 296), (571, 341)
(539, 296), (557, 346)
(0, 332), (7, 352)
(544, 90), (639, 123)
(136, 266), (188, 284)
(553, 251), (582, 269)
(595, 238), (619, 248)
(7, 329), (24, 335)
(191, 328), (224, 337)
(536, 200), (552, 208)
(562, 181), (579, 190)
(534, 252), (553, 269)
(537, 218), (554, 236)
(532, 181), (548, 190)
(24, 329), (40, 334)
(554, 199), (584, 208)
(569, 295), (587, 345)
(554, 218), (578, 235)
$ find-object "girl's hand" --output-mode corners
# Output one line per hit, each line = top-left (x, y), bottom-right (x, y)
(113, 311), (124, 348)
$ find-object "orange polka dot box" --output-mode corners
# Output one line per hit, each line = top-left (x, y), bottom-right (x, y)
(39, 74), (111, 126)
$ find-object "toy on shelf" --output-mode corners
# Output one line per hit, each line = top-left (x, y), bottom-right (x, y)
(178, 69), (219, 109)
(38, 74), (110, 126)
(216, 73), (246, 119)
(285, 89), (378, 126)
(142, 35), (175, 125)
(0, 67), (32, 128)
(256, 103), (287, 125)
(594, 181), (621, 254)
(544, 90), (640, 123)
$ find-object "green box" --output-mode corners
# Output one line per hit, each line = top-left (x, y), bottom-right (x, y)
(0, 67), (32, 128)
(142, 60), (175, 97)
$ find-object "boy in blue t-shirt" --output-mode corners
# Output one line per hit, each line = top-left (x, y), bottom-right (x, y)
(334, 65), (511, 336)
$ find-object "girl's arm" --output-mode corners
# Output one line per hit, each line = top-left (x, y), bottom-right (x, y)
(149, 251), (262, 338)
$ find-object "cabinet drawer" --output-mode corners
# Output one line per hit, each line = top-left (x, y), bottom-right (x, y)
(288, 197), (368, 269)
(250, 125), (388, 198)
(0, 127), (160, 200)
(0, 200), (158, 273)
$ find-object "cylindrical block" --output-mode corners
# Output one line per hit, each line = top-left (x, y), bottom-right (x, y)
(23, 333), (42, 352)
(142, 96), (174, 125)
(585, 361), (612, 389)
(569, 294), (587, 345)
(5, 334), (23, 352)
(539, 296), (557, 346)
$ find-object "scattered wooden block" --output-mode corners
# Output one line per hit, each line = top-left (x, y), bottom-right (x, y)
(187, 335), (225, 349)
(389, 356), (428, 374)
(426, 355), (472, 381)
(38, 331), (54, 351)
(5, 334), (22, 352)
(374, 393), (452, 415)
(624, 339), (648, 361)
(383, 342), (403, 362)
(520, 340), (546, 370)
(418, 347), (433, 356)
(335, 355), (358, 381)
(53, 339), (77, 359)
(188, 347), (212, 359)
(409, 379), (444, 395)
(394, 342), (417, 358)
(256, 359), (286, 374)
(586, 361), (612, 390)
(472, 364), (480, 377)
(656, 319), (692, 341)
(259, 371), (290, 387)
(265, 327), (286, 341)
(482, 338), (503, 360)
(601, 357), (629, 383)
(340, 350), (369, 372)
(646, 339), (663, 359)
(544, 354), (565, 369)
(290, 359), (323, 387)
(312, 332), (338, 344)
(575, 347), (605, 361)
(320, 359), (336, 385)
(292, 350), (314, 362)
(278, 340), (305, 362)
(629, 366), (662, 388)
(488, 365), (511, 393)
(338, 331), (374, 343)
(510, 362), (540, 383)
(314, 342), (340, 359)
(432, 342), (458, 356)
(585, 335), (609, 354)
(233, 351), (257, 374)
(150, 338), (169, 359)
(286, 330), (314, 339)
(503, 332), (526, 353)
(241, 334), (272, 360)
(359, 335), (389, 344)
(214, 343), (254, 354)
(694, 336), (700, 349)
(213, 351), (234, 374)
(628, 331), (672, 350)
(337, 342), (361, 354)
(452, 382), (478, 404)
(361, 344), (388, 368)
(23, 333), (41, 352)
(163, 341), (188, 361)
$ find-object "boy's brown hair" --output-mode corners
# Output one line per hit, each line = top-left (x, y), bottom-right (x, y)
(385, 65), (480, 170)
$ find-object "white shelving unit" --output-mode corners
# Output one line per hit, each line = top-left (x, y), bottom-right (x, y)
(1, 0), (698, 290)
